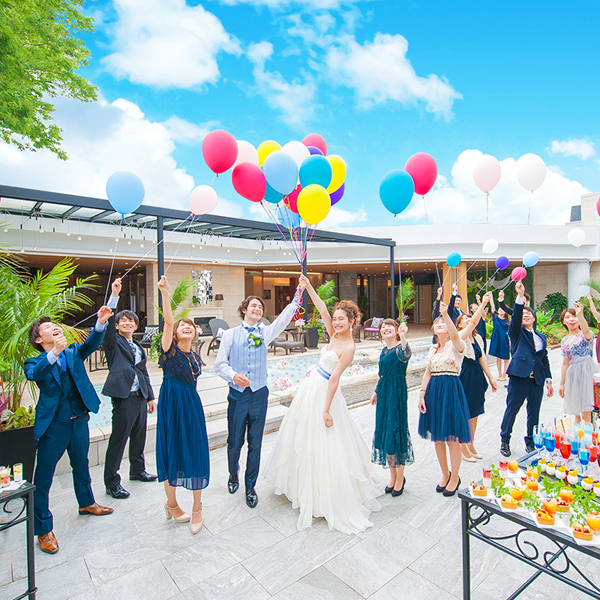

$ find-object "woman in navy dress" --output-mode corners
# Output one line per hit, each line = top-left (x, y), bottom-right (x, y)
(489, 295), (511, 380)
(370, 319), (413, 497)
(156, 276), (209, 534)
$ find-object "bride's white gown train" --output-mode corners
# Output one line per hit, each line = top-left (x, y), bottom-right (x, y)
(264, 347), (381, 534)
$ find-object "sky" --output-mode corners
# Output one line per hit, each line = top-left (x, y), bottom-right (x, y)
(1, 0), (600, 229)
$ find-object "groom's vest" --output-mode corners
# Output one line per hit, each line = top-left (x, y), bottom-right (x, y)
(228, 324), (268, 393)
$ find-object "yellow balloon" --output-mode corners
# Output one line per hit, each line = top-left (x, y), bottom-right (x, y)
(297, 184), (331, 225)
(326, 155), (346, 193)
(257, 140), (281, 167)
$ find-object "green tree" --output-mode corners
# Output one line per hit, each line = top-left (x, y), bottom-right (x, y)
(0, 0), (97, 159)
(395, 278), (415, 320)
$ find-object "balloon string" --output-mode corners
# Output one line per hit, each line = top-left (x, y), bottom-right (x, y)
(422, 194), (442, 287)
(455, 257), (480, 285)
(210, 175), (216, 187)
(103, 216), (122, 305)
(478, 268), (500, 294)
(486, 192), (489, 224)
(398, 258), (404, 321)
(165, 216), (196, 275)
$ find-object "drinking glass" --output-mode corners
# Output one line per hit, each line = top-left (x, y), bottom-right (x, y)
(499, 459), (508, 479)
(533, 432), (544, 458)
(588, 444), (598, 479)
(560, 439), (572, 468)
(579, 447), (590, 475)
(544, 435), (556, 459)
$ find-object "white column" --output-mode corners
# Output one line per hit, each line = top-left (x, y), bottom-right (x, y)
(567, 261), (591, 305)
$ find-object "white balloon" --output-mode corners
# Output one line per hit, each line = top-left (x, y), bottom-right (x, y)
(281, 141), (311, 168)
(189, 185), (218, 215)
(516, 153), (546, 192)
(482, 238), (499, 254)
(473, 155), (501, 193)
(567, 227), (586, 248)
(233, 140), (258, 168)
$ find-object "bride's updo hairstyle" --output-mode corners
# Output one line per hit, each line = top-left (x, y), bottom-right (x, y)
(333, 300), (362, 331)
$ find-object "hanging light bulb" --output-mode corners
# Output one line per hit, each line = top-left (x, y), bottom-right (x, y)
(140, 242), (144, 248)
(114, 237), (118, 242)
(33, 245), (37, 250)
(3, 227), (7, 233)
(19, 247), (24, 253)
(66, 231), (71, 237)
(192, 243), (196, 248)
(38, 226), (43, 234)
(127, 240), (131, 245)
(77, 235), (82, 241)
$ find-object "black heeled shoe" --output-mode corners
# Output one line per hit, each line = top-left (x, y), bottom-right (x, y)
(385, 485), (394, 494)
(391, 477), (406, 497)
(436, 472), (451, 493)
(442, 477), (461, 497)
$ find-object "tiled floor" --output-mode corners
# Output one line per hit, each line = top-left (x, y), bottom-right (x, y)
(1, 347), (598, 599)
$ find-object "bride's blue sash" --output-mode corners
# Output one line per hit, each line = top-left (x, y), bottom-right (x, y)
(316, 365), (331, 380)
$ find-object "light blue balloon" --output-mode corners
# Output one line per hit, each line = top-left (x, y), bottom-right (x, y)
(523, 251), (539, 267)
(263, 151), (298, 195)
(299, 155), (332, 189)
(379, 170), (415, 216)
(106, 171), (145, 215)
(446, 252), (461, 268)
(276, 205), (301, 230)
(263, 180), (284, 204)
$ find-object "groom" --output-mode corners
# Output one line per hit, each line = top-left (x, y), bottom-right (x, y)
(214, 282), (304, 508)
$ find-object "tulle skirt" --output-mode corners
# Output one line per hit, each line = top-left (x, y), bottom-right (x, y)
(418, 374), (472, 443)
(156, 375), (210, 490)
(460, 361), (488, 419)
(564, 358), (597, 415)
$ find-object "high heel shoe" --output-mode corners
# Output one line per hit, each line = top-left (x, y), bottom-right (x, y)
(442, 477), (461, 497)
(165, 503), (190, 523)
(190, 504), (203, 534)
(436, 472), (451, 493)
(384, 486), (394, 494)
(391, 477), (406, 497)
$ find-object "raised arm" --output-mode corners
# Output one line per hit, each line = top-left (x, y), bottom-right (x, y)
(574, 301), (593, 341)
(489, 294), (496, 316)
(498, 289), (513, 316)
(158, 275), (174, 352)
(508, 282), (525, 342)
(587, 295), (600, 325)
(300, 274), (333, 336)
(459, 292), (491, 339)
(441, 301), (464, 353)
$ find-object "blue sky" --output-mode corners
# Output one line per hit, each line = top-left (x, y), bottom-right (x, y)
(2, 0), (599, 228)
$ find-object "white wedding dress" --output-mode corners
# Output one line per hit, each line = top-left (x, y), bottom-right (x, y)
(264, 346), (381, 534)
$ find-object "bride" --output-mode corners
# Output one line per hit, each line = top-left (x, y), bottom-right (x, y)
(264, 274), (380, 534)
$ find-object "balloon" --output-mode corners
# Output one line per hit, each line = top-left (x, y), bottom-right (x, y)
(202, 129), (238, 174)
(567, 228), (586, 248)
(297, 184), (331, 224)
(482, 238), (499, 254)
(329, 183), (345, 206)
(307, 146), (324, 156)
(473, 155), (501, 193)
(379, 170), (415, 215)
(597, 197), (600, 219)
(511, 267), (527, 282)
(257, 140), (281, 167)
(405, 152), (437, 196)
(495, 256), (510, 270)
(189, 185), (217, 215)
(516, 153), (546, 192)
(283, 185), (301, 213)
(233, 140), (258, 168)
(106, 171), (145, 215)
(276, 205), (301, 229)
(264, 181), (284, 204)
(326, 155), (346, 193)
(302, 133), (327, 155)
(446, 252), (461, 268)
(263, 151), (298, 195)
(232, 163), (266, 202)
(523, 251), (539, 268)
(281, 141), (311, 168)
(299, 155), (332, 189)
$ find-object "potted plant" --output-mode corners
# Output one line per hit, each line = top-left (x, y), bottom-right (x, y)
(305, 280), (338, 348)
(396, 277), (416, 322)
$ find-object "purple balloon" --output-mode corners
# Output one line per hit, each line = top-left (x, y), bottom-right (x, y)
(495, 255), (510, 269)
(329, 183), (345, 206)
(307, 146), (324, 156)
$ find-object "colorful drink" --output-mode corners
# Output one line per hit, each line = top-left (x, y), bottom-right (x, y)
(560, 441), (571, 461)
(545, 437), (556, 453)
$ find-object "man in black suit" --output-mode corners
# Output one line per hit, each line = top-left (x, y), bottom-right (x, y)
(499, 281), (553, 457)
(447, 282), (463, 324)
(103, 278), (157, 499)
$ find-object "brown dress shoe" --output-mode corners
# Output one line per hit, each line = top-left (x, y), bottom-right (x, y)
(38, 531), (59, 554)
(78, 502), (114, 516)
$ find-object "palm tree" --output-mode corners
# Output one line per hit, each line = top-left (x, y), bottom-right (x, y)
(308, 279), (338, 327)
(395, 278), (415, 321)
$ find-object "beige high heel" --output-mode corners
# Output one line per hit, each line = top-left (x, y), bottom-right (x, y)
(190, 503), (203, 534)
(165, 503), (190, 523)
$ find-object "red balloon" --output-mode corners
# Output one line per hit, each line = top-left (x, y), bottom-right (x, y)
(283, 184), (301, 213)
(302, 133), (327, 156)
(232, 163), (266, 202)
(202, 129), (238, 174)
(405, 152), (437, 196)
(511, 267), (527, 282)
(596, 196), (600, 218)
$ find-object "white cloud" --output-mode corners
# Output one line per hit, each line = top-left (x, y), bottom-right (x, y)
(401, 150), (589, 225)
(321, 206), (367, 228)
(161, 117), (218, 144)
(325, 33), (462, 119)
(102, 0), (240, 88)
(212, 196), (244, 219)
(548, 139), (595, 160)
(219, 0), (348, 9)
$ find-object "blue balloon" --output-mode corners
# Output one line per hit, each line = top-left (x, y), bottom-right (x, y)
(523, 251), (539, 268)
(263, 181), (284, 204)
(307, 146), (324, 156)
(299, 155), (332, 189)
(263, 151), (298, 195)
(495, 255), (510, 270)
(106, 172), (145, 215)
(276, 205), (301, 229)
(379, 170), (415, 216)
(446, 252), (461, 268)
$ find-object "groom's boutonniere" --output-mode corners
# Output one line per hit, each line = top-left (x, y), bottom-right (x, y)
(248, 332), (263, 347)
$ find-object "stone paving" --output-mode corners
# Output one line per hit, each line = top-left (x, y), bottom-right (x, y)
(1, 347), (599, 600)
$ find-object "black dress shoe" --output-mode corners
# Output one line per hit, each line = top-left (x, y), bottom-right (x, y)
(391, 477), (406, 497)
(500, 442), (511, 457)
(228, 473), (239, 494)
(106, 484), (130, 499)
(525, 444), (536, 454)
(246, 487), (258, 508)
(442, 477), (461, 497)
(129, 471), (158, 482)
(436, 472), (451, 493)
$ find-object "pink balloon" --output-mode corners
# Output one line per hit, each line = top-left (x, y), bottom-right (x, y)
(511, 267), (527, 282)
(189, 185), (218, 215)
(232, 163), (266, 202)
(404, 152), (437, 196)
(283, 184), (301, 213)
(302, 133), (327, 156)
(473, 155), (501, 194)
(596, 197), (600, 219)
(202, 130), (238, 174)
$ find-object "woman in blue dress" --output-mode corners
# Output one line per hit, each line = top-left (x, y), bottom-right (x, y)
(488, 294), (511, 380)
(370, 319), (413, 497)
(156, 275), (209, 534)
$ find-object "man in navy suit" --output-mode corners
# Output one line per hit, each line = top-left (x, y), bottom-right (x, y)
(25, 305), (115, 554)
(499, 281), (553, 457)
(447, 282), (464, 324)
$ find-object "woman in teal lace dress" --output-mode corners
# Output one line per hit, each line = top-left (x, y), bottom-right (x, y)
(370, 319), (413, 497)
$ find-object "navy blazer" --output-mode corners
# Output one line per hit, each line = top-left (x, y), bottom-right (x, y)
(506, 301), (551, 386)
(24, 327), (105, 440)
(448, 294), (463, 324)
